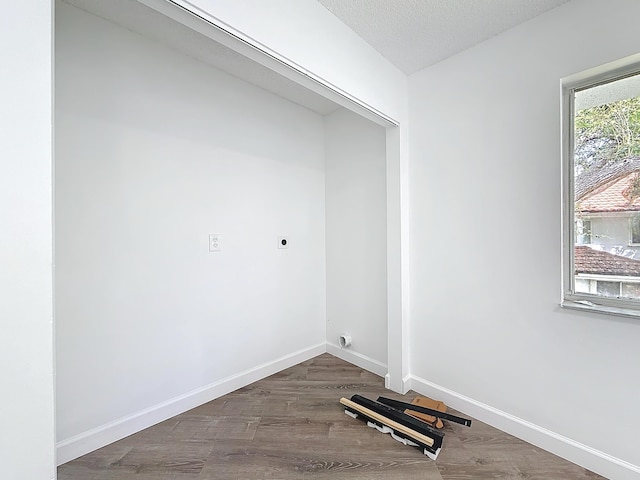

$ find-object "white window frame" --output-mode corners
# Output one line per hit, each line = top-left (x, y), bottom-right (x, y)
(561, 56), (640, 318)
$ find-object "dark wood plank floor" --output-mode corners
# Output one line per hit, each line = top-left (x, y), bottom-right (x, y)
(58, 353), (603, 479)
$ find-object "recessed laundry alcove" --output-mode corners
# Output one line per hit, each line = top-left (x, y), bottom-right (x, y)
(55, 0), (392, 462)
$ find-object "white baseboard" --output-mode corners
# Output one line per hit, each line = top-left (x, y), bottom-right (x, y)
(325, 342), (387, 377)
(56, 343), (326, 465)
(409, 375), (640, 480)
(402, 374), (412, 394)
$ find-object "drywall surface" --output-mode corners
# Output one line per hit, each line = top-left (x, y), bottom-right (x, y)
(167, 0), (405, 121)
(325, 109), (387, 370)
(163, 0), (410, 388)
(409, 0), (640, 475)
(0, 1), (55, 479)
(56, 2), (325, 446)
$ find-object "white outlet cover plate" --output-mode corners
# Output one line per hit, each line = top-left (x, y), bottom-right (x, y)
(209, 234), (221, 252)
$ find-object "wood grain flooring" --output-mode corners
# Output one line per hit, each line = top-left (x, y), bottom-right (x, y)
(58, 353), (604, 479)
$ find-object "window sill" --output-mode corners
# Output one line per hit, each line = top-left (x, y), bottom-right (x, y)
(561, 299), (640, 319)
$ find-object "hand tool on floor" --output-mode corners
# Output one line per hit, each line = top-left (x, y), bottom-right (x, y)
(376, 397), (472, 427)
(340, 394), (443, 460)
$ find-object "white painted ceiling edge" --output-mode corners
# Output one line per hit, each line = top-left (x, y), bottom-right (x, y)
(61, 0), (342, 116)
(62, 0), (577, 120)
(162, 0), (406, 123)
(317, 0), (573, 74)
(63, 0), (404, 126)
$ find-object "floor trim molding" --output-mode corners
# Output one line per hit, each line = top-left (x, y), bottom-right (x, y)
(325, 342), (387, 377)
(56, 343), (326, 465)
(409, 375), (640, 480)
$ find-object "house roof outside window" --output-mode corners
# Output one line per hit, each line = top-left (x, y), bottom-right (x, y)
(575, 245), (640, 276)
(576, 157), (640, 212)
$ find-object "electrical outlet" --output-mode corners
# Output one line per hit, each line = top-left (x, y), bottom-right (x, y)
(209, 234), (221, 252)
(278, 236), (289, 249)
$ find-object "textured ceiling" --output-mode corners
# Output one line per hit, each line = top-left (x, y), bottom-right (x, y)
(317, 0), (572, 74)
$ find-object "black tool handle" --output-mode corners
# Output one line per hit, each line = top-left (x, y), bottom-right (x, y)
(377, 397), (472, 427)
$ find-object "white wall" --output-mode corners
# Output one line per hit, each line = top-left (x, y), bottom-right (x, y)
(154, 0), (411, 390)
(0, 1), (55, 479)
(55, 3), (326, 461)
(409, 0), (640, 477)
(162, 0), (406, 122)
(324, 109), (387, 374)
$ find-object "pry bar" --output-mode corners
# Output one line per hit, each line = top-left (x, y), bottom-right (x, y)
(377, 397), (472, 427)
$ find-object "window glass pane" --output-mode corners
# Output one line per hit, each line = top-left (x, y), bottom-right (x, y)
(575, 278), (593, 294)
(575, 218), (592, 245)
(573, 73), (640, 299)
(631, 214), (640, 244)
(622, 282), (640, 299)
(596, 281), (620, 297)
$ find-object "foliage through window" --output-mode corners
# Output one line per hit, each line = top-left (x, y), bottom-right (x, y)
(564, 65), (640, 315)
